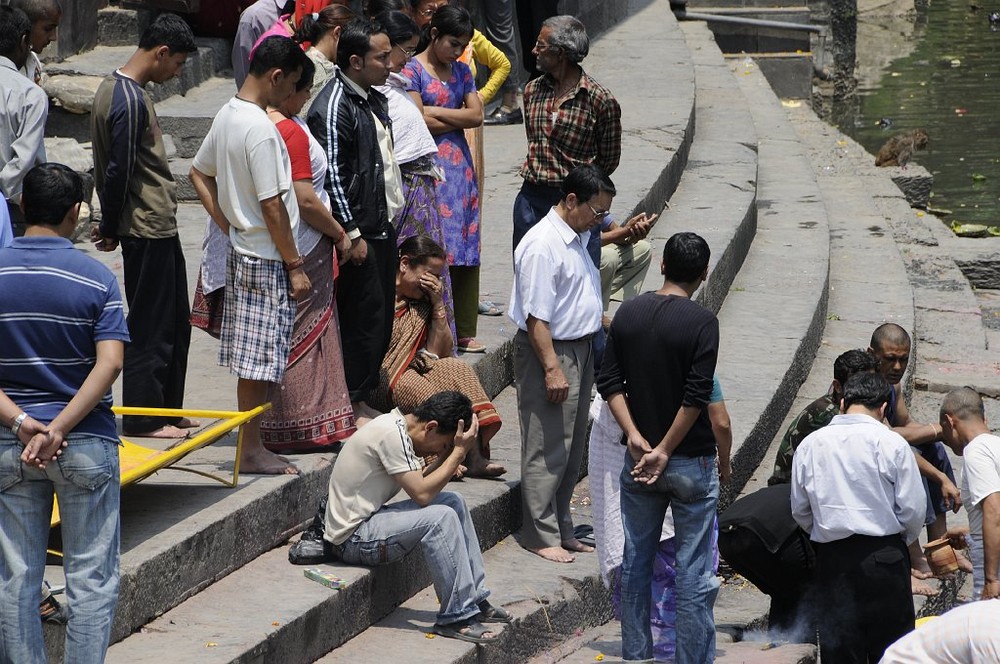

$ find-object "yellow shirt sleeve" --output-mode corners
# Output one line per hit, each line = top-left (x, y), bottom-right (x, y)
(470, 29), (511, 104)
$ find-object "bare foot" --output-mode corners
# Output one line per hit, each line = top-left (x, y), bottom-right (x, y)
(562, 538), (595, 553)
(463, 460), (507, 478)
(911, 557), (934, 580)
(240, 448), (299, 475)
(911, 576), (939, 597)
(127, 424), (190, 439)
(176, 417), (201, 429)
(528, 546), (575, 563)
(955, 549), (974, 573)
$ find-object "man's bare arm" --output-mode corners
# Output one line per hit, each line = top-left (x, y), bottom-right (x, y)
(982, 492), (1000, 599)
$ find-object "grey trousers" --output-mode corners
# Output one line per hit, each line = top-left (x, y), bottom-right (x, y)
(514, 329), (594, 548)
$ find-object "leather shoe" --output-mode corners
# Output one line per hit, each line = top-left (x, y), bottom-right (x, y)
(484, 106), (523, 126)
(289, 534), (337, 565)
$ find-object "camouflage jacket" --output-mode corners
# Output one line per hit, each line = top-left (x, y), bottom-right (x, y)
(768, 393), (837, 485)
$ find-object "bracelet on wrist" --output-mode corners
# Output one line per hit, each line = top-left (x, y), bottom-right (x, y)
(11, 411), (28, 436)
(284, 256), (305, 271)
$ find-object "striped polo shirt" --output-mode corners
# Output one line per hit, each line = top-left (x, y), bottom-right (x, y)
(0, 236), (130, 440)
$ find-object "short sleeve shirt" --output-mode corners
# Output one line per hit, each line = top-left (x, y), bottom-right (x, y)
(0, 237), (130, 441)
(192, 97), (299, 261)
(961, 432), (1000, 537)
(324, 409), (424, 545)
(769, 393), (837, 485)
(275, 116), (324, 255)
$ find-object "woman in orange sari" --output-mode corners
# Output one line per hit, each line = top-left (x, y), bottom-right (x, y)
(370, 235), (505, 477)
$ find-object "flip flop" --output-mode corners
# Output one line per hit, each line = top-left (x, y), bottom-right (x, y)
(573, 524), (596, 548)
(458, 337), (488, 353)
(478, 301), (504, 316)
(432, 617), (498, 644)
(478, 600), (514, 624)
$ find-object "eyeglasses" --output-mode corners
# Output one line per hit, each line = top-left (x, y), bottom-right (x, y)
(534, 40), (560, 53)
(394, 43), (417, 58)
(587, 202), (611, 220)
(418, 4), (441, 17)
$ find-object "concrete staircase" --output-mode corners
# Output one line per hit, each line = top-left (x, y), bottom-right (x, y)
(37, 0), (955, 661)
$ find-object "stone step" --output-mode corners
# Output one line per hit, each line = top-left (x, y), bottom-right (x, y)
(98, 7), (141, 47)
(709, 53), (830, 503)
(104, 387), (524, 664)
(158, 77), (235, 158)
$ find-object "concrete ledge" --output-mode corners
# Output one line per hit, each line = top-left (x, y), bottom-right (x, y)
(157, 78), (235, 158)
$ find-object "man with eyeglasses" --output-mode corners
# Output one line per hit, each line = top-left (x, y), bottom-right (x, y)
(509, 164), (608, 564)
(512, 14), (621, 270)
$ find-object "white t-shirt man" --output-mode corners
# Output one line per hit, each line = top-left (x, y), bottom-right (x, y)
(960, 431), (1000, 598)
(192, 97), (299, 262)
(323, 409), (424, 546)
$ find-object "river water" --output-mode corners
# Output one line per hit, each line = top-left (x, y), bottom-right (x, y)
(829, 0), (1000, 226)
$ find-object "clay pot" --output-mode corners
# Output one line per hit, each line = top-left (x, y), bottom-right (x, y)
(924, 538), (960, 576)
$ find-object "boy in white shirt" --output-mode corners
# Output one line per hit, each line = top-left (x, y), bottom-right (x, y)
(190, 35), (309, 475)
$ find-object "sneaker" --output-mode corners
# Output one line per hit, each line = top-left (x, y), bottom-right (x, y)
(289, 535), (336, 565)
(483, 106), (523, 126)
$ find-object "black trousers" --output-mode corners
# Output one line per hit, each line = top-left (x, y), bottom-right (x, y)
(120, 235), (192, 434)
(515, 0), (559, 80)
(336, 232), (396, 403)
(814, 534), (914, 663)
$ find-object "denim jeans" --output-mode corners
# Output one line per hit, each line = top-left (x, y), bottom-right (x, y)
(619, 453), (720, 664)
(0, 433), (121, 664)
(336, 491), (489, 625)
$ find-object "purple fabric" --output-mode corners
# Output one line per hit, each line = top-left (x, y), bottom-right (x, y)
(394, 169), (458, 346)
(401, 59), (481, 267)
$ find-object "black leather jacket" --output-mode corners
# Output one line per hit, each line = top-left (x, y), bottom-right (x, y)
(307, 70), (392, 240)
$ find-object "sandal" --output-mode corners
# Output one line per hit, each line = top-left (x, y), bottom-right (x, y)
(478, 600), (514, 624)
(573, 524), (596, 548)
(432, 617), (498, 644)
(40, 584), (67, 625)
(478, 301), (503, 316)
(458, 337), (487, 353)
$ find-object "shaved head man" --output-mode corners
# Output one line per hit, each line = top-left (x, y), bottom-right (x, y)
(10, 0), (60, 84)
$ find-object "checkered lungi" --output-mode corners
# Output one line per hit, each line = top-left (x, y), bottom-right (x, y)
(219, 248), (295, 383)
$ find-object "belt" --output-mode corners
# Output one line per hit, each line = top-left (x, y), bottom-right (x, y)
(515, 329), (595, 344)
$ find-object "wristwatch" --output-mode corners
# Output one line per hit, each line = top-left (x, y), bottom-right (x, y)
(11, 411), (27, 436)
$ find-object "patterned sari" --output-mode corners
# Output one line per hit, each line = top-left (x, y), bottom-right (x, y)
(370, 297), (501, 455)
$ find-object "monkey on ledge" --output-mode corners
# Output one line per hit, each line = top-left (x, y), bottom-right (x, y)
(875, 129), (929, 168)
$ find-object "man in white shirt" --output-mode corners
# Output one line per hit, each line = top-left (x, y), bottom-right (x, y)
(10, 0), (61, 85)
(510, 164), (606, 564)
(939, 386), (1000, 599)
(0, 6), (47, 236)
(792, 372), (925, 664)
(879, 600), (1000, 664)
(190, 36), (310, 475)
(289, 391), (511, 644)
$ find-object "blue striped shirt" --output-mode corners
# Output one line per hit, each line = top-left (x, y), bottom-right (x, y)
(0, 236), (130, 440)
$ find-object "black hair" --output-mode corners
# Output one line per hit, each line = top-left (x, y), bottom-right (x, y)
(248, 35), (307, 77)
(376, 9), (419, 45)
(22, 163), (84, 227)
(662, 232), (711, 284)
(412, 391), (473, 435)
(428, 4), (473, 41)
(138, 12), (197, 54)
(842, 372), (893, 411)
(833, 349), (877, 387)
(940, 386), (986, 422)
(293, 4), (357, 45)
(398, 234), (446, 266)
(870, 323), (911, 353)
(0, 6), (31, 56)
(281, 0), (297, 14)
(10, 0), (60, 22)
(294, 53), (316, 91)
(365, 0), (405, 18)
(336, 18), (383, 69)
(560, 163), (616, 205)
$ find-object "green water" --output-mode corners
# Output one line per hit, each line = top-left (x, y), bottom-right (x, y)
(831, 1), (1000, 225)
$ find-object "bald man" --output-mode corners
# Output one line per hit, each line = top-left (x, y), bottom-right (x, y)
(10, 0), (61, 85)
(868, 323), (973, 591)
(939, 387), (1000, 600)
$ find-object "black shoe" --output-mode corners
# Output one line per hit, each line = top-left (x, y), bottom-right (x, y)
(289, 535), (336, 565)
(484, 106), (523, 126)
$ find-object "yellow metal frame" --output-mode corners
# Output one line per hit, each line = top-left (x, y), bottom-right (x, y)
(49, 404), (271, 532)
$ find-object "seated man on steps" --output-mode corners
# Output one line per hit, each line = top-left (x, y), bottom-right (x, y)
(288, 391), (511, 644)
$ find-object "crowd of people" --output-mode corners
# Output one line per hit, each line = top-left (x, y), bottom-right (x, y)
(1, 0), (999, 662)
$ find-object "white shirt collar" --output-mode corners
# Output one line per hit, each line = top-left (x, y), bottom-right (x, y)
(545, 207), (586, 246)
(0, 56), (18, 73)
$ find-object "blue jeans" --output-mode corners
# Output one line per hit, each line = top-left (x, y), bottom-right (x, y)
(0, 433), (121, 664)
(619, 453), (720, 664)
(336, 491), (489, 625)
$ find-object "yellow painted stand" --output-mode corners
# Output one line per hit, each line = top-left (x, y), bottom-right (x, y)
(49, 404), (271, 530)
